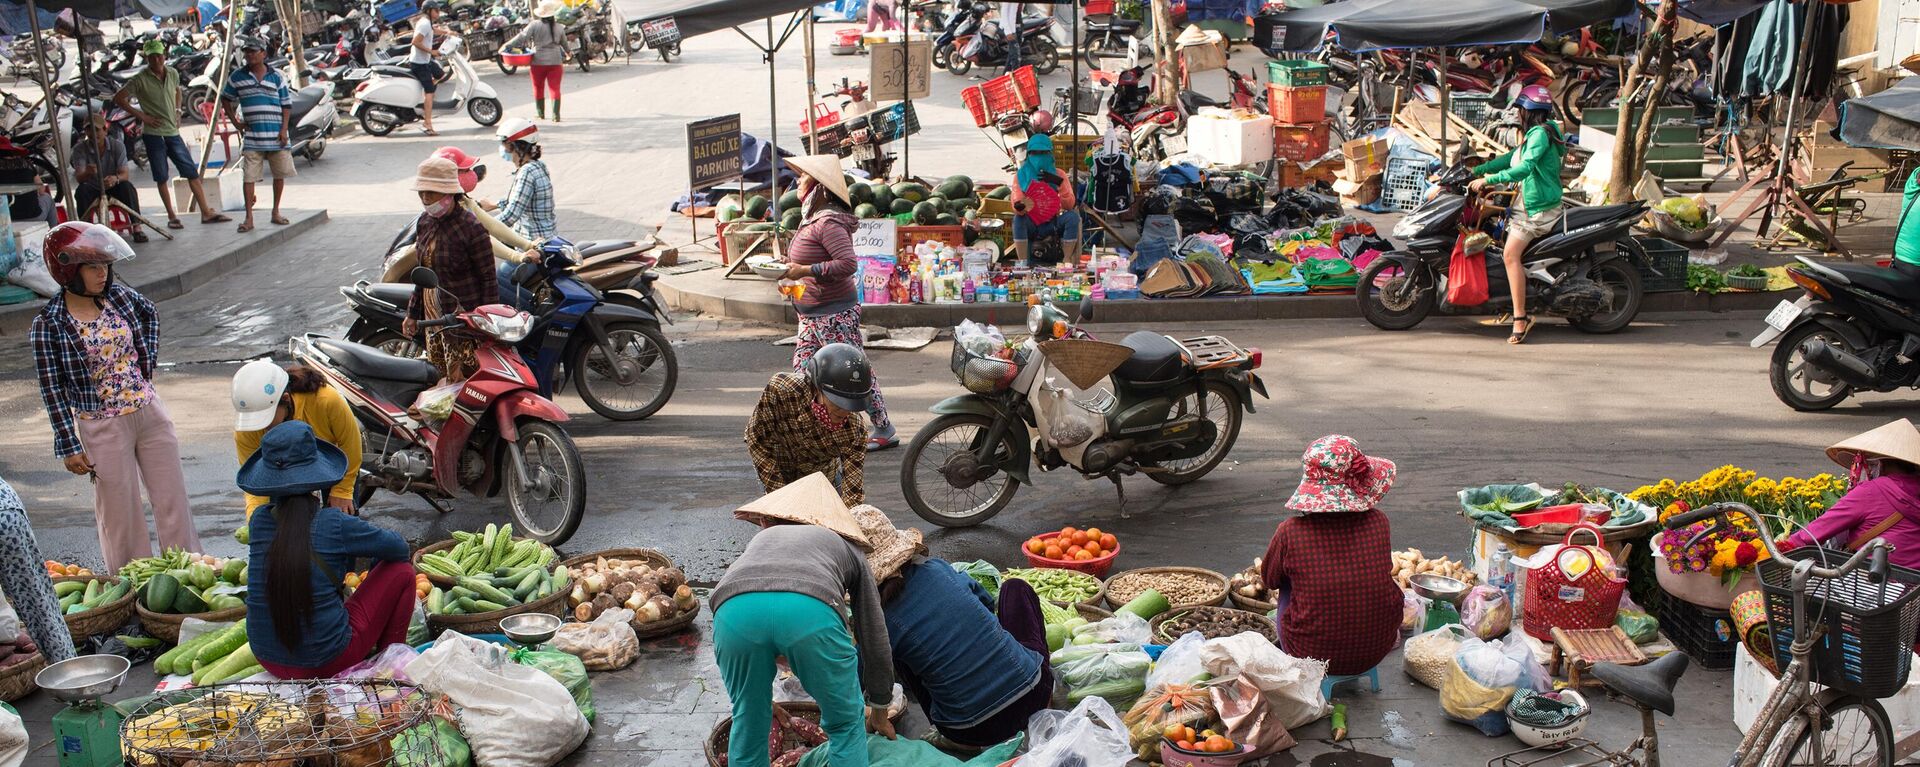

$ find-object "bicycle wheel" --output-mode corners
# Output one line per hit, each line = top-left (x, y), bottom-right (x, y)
(1761, 691), (1894, 767)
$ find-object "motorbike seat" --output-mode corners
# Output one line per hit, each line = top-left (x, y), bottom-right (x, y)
(362, 282), (415, 308)
(314, 337), (439, 386)
(1588, 652), (1688, 716)
(1556, 203), (1646, 231)
(1087, 17), (1141, 32)
(575, 240), (637, 258)
(1114, 331), (1186, 385)
(289, 85), (327, 116)
(1829, 262), (1920, 304)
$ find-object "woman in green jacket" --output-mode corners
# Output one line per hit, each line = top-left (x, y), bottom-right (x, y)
(1469, 86), (1565, 345)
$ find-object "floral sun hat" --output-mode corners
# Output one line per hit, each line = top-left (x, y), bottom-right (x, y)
(1285, 434), (1396, 514)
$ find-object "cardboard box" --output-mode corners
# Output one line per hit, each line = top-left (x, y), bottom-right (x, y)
(1341, 136), (1390, 178)
(1334, 176), (1381, 206)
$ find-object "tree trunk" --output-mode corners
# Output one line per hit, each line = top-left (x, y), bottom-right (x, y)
(1605, 0), (1679, 202)
(1151, 0), (1179, 107)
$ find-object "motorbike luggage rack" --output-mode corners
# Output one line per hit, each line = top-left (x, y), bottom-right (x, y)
(1178, 336), (1248, 370)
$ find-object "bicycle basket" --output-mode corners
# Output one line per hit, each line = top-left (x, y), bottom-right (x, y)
(1759, 546), (1920, 699)
(949, 338), (1023, 394)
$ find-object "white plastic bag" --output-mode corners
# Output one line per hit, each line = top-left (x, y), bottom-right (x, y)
(0, 588), (20, 646)
(406, 631), (588, 767)
(774, 676), (909, 721)
(412, 383), (462, 425)
(1145, 631), (1208, 690)
(1198, 632), (1330, 729)
(551, 607), (640, 671)
(1073, 613), (1151, 646)
(1023, 695), (1135, 767)
(5, 253), (55, 298)
(0, 704), (24, 767)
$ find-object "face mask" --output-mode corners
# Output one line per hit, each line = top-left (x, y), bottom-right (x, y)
(499, 147), (512, 162)
(424, 197), (455, 218)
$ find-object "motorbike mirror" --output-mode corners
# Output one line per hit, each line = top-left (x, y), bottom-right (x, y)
(410, 266), (440, 290)
(1077, 294), (1093, 324)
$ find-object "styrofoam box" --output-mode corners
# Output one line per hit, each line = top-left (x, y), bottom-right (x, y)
(1184, 109), (1274, 168)
(1734, 643), (1920, 738)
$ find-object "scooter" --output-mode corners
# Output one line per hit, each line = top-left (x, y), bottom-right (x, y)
(1356, 161), (1649, 333)
(1080, 9), (1141, 71)
(292, 267), (588, 544)
(351, 35), (502, 136)
(900, 299), (1267, 527)
(945, 10), (1060, 76)
(1752, 257), (1920, 412)
(931, 0), (986, 70)
(285, 82), (338, 160)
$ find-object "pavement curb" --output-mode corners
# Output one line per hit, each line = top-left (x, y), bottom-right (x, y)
(0, 210), (330, 337)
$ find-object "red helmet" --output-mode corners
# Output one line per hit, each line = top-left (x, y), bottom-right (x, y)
(432, 146), (484, 193)
(43, 221), (134, 296)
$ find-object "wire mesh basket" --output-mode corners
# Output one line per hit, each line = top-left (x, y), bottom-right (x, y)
(949, 338), (1026, 394)
(122, 680), (456, 767)
(1381, 156), (1434, 213)
(1759, 547), (1920, 699)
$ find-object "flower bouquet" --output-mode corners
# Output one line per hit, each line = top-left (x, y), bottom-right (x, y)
(1629, 465), (1849, 607)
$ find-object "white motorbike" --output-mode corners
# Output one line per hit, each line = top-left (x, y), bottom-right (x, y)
(350, 36), (502, 136)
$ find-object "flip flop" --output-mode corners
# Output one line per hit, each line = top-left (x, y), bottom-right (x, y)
(271, 215), (290, 225)
(1508, 315), (1535, 345)
(166, 219), (184, 230)
(421, 128), (439, 136)
(866, 435), (899, 452)
(201, 214), (232, 224)
(237, 221), (254, 233)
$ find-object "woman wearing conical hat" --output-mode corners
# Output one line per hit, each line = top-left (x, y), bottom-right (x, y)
(1782, 419), (1920, 564)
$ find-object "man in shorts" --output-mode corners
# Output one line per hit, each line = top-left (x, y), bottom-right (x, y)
(409, 1), (448, 136)
(220, 37), (293, 233)
(114, 40), (229, 229)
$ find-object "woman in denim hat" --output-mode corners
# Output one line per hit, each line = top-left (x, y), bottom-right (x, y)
(239, 422), (415, 678)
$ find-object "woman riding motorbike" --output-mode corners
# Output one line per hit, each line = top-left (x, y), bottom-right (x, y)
(1467, 84), (1566, 345)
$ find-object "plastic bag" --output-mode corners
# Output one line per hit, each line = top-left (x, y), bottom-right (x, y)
(0, 589), (21, 645)
(1051, 643), (1151, 708)
(954, 320), (1007, 359)
(1072, 613), (1151, 646)
(1403, 591), (1429, 634)
(405, 631), (588, 767)
(412, 383), (462, 426)
(1441, 634), (1550, 736)
(949, 560), (1002, 601)
(1145, 631), (1209, 690)
(513, 647), (595, 723)
(338, 643), (420, 682)
(1460, 585), (1512, 640)
(1122, 683), (1215, 762)
(389, 713), (471, 767)
(1197, 632), (1329, 729)
(1616, 609), (1659, 644)
(1402, 624), (1472, 689)
(1023, 695), (1135, 767)
(551, 607), (639, 671)
(5, 254), (57, 298)
(774, 677), (909, 722)
(0, 702), (24, 767)
(1208, 674), (1298, 759)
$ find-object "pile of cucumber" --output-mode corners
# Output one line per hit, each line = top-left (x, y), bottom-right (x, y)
(415, 523), (555, 581)
(426, 566), (570, 617)
(156, 625), (260, 684)
(140, 560), (247, 615)
(56, 578), (131, 616)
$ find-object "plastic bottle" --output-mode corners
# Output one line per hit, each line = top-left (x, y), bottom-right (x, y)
(961, 277), (976, 303)
(1489, 543), (1516, 605)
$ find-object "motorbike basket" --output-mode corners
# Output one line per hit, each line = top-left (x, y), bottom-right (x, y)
(950, 339), (1026, 394)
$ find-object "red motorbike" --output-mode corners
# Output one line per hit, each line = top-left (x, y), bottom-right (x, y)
(292, 268), (588, 544)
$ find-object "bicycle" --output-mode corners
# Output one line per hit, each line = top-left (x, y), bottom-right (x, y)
(1491, 501), (1920, 767)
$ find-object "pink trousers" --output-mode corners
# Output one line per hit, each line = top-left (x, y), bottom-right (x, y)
(75, 396), (202, 571)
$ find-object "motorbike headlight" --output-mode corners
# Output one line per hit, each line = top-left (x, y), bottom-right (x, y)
(1026, 304), (1046, 337)
(476, 309), (534, 343)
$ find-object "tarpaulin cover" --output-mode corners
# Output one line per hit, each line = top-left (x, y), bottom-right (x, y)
(1257, 0), (1629, 51)
(628, 0), (818, 39)
(0, 0), (197, 23)
(1841, 77), (1920, 151)
(1677, 0), (1770, 25)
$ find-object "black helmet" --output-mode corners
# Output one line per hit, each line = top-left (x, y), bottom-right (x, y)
(422, 0), (448, 10)
(803, 343), (874, 413)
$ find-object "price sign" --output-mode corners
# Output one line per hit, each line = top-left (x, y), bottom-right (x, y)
(868, 40), (931, 101)
(640, 16), (681, 47)
(686, 114), (741, 190)
(851, 218), (899, 260)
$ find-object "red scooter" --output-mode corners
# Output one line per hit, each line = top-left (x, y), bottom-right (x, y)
(292, 268), (588, 544)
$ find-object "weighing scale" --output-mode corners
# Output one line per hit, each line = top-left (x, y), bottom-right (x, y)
(1411, 573), (1471, 632)
(38, 654), (131, 767)
(500, 612), (561, 651)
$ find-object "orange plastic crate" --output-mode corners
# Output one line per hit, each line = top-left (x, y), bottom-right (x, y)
(1266, 84), (1327, 125)
(981, 66), (1042, 115)
(1274, 122), (1330, 162)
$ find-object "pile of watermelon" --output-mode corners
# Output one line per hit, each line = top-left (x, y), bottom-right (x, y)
(721, 175), (991, 232)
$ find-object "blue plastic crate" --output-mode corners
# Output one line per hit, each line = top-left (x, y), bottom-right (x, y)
(378, 0), (420, 25)
(1380, 156), (1433, 213)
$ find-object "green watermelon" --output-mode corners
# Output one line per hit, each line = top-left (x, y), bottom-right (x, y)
(778, 190), (802, 211)
(870, 183), (895, 210)
(854, 203), (881, 219)
(924, 195), (949, 214)
(715, 194), (744, 223)
(893, 182), (930, 203)
(742, 195), (771, 220)
(935, 213), (960, 225)
(171, 586), (208, 615)
(780, 209), (803, 230)
(912, 200), (941, 225)
(889, 197), (915, 215)
(935, 175), (974, 200)
(986, 185), (1012, 200)
(849, 183), (875, 205)
(144, 573), (180, 613)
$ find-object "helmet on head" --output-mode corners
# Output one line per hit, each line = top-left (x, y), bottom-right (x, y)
(496, 116), (539, 145)
(433, 146), (485, 192)
(556, 8), (578, 25)
(43, 222), (134, 297)
(422, 0), (448, 12)
(238, 36), (265, 52)
(231, 359), (291, 431)
(1516, 84), (1552, 112)
(803, 343), (874, 413)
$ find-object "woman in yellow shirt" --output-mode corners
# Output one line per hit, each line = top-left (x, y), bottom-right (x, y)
(232, 361), (362, 540)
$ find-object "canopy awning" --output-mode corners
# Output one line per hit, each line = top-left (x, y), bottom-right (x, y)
(1840, 77), (1920, 151)
(1257, 0), (1630, 52)
(0, 0), (198, 23)
(627, 0), (818, 39)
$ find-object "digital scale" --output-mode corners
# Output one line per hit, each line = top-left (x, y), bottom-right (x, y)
(39, 655), (131, 767)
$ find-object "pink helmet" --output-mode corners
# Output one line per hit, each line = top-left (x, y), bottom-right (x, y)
(432, 146), (484, 193)
(1515, 85), (1552, 112)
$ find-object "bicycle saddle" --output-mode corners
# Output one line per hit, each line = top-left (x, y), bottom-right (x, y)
(1590, 651), (1689, 716)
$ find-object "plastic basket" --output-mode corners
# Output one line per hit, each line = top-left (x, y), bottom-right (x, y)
(1381, 156), (1433, 212)
(499, 51), (533, 67)
(1266, 84), (1326, 125)
(1267, 59), (1330, 88)
(1654, 595), (1738, 671)
(1522, 525), (1626, 641)
(950, 339), (1023, 394)
(1273, 122), (1329, 163)
(1759, 546), (1920, 699)
(848, 102), (920, 144)
(962, 87), (993, 128)
(800, 103), (842, 136)
(1635, 236), (1689, 293)
(1448, 93), (1499, 128)
(1086, 0), (1117, 15)
(979, 66), (1042, 116)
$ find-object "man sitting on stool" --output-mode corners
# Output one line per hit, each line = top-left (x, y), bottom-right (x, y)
(71, 111), (146, 243)
(1008, 111), (1080, 266)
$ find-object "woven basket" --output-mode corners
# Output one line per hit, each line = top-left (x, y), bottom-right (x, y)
(138, 603), (247, 645)
(1104, 567), (1228, 612)
(705, 700), (907, 767)
(414, 537), (558, 588)
(558, 547), (674, 572)
(634, 603), (701, 639)
(1037, 339), (1134, 390)
(0, 652), (44, 702)
(1076, 603), (1113, 621)
(55, 575), (137, 641)
(1150, 606), (1277, 644)
(1228, 589), (1277, 615)
(426, 583), (569, 637)
(559, 548), (693, 639)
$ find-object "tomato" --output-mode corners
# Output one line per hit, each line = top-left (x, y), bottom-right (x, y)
(1044, 545), (1064, 559)
(1071, 531), (1090, 546)
(1205, 736), (1232, 752)
(1083, 544), (1102, 558)
(1176, 740), (1194, 752)
(1075, 550), (1094, 561)
(1085, 527), (1103, 540)
(1060, 526), (1077, 538)
(1026, 539), (1046, 554)
(1099, 533), (1118, 550)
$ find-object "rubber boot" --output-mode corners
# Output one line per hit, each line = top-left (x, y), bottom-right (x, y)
(552, 99), (561, 122)
(535, 98), (545, 120)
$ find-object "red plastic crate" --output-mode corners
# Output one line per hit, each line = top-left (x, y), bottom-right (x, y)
(1267, 84), (1327, 125)
(1086, 0), (1116, 15)
(799, 103), (841, 135)
(962, 87), (992, 127)
(982, 65), (1041, 114)
(1273, 122), (1330, 162)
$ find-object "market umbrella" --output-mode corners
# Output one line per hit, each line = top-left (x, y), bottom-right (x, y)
(1253, 0), (1394, 54)
(1839, 76), (1920, 151)
(1324, 0), (1631, 51)
(626, 0), (821, 38)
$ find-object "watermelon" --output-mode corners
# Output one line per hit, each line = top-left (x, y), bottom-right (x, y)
(144, 573), (180, 613)
(849, 183), (875, 205)
(870, 183), (895, 210)
(912, 201), (941, 225)
(893, 182), (930, 203)
(854, 203), (881, 218)
(935, 213), (960, 225)
(778, 190), (802, 211)
(986, 185), (1012, 200)
(715, 194), (744, 222)
(171, 586), (208, 615)
(780, 209), (803, 230)
(742, 195), (771, 220)
(924, 195), (949, 214)
(889, 198), (915, 215)
(935, 175), (974, 200)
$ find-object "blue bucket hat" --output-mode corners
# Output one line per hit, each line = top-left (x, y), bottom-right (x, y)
(236, 422), (348, 497)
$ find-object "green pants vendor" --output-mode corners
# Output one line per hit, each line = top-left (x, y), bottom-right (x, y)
(1895, 167), (1920, 276)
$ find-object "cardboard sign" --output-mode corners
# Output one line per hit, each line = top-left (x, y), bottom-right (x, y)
(686, 114), (742, 189)
(852, 218), (899, 259)
(868, 40), (932, 101)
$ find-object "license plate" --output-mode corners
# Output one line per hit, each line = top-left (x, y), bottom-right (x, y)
(1765, 299), (1804, 332)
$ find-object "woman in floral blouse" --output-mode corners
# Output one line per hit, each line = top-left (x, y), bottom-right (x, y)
(30, 222), (201, 571)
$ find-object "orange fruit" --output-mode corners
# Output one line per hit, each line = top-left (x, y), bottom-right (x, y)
(1176, 740), (1194, 752)
(1026, 539), (1045, 554)
(1206, 736), (1231, 752)
(1044, 545), (1064, 559)
(1085, 527), (1103, 540)
(1100, 533), (1118, 549)
(1071, 531), (1090, 546)
(1060, 526), (1077, 538)
(1164, 724), (1186, 739)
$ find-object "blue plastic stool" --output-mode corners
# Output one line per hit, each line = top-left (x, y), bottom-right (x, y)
(1320, 667), (1382, 698)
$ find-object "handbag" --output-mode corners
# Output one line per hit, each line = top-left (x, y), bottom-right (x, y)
(1446, 230), (1490, 307)
(1522, 525), (1626, 640)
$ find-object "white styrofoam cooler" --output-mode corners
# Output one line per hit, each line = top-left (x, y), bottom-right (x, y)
(1184, 109), (1274, 168)
(1734, 643), (1920, 738)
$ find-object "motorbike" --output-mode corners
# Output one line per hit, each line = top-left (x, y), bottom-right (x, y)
(565, 8), (615, 71)
(626, 16), (682, 62)
(900, 299), (1267, 527)
(944, 10), (1060, 76)
(1356, 162), (1648, 333)
(351, 35), (503, 135)
(1752, 257), (1920, 411)
(1098, 64), (1186, 161)
(1080, 10), (1141, 71)
(931, 0), (985, 70)
(292, 267), (588, 544)
(283, 82), (338, 160)
(343, 238), (679, 421)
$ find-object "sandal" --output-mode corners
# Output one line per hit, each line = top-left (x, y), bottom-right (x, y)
(1508, 315), (1535, 345)
(237, 221), (254, 233)
(271, 215), (290, 225)
(201, 214), (232, 224)
(166, 218), (184, 230)
(866, 434), (899, 452)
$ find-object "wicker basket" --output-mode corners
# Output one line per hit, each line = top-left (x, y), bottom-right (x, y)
(55, 575), (137, 641)
(1228, 589), (1277, 615)
(1037, 339), (1134, 390)
(1075, 603), (1113, 621)
(558, 547), (674, 572)
(0, 652), (44, 702)
(559, 548), (693, 639)
(426, 584), (569, 637)
(634, 603), (701, 640)
(1150, 606), (1277, 644)
(138, 603), (247, 645)
(1104, 567), (1228, 612)
(705, 700), (907, 767)
(414, 537), (558, 588)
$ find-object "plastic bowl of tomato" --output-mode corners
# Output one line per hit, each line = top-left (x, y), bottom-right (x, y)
(1021, 530), (1120, 577)
(1160, 739), (1253, 767)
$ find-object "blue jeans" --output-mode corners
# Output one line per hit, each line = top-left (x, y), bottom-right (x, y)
(1011, 209), (1081, 242)
(142, 134), (200, 183)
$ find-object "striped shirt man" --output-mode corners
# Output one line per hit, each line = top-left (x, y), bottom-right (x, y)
(221, 65), (291, 151)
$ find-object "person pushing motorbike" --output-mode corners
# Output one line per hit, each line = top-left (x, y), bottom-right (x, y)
(1468, 85), (1566, 345)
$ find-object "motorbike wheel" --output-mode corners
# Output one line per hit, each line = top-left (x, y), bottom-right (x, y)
(576, 51), (591, 72)
(1357, 258), (1433, 331)
(183, 87), (211, 124)
(1081, 38), (1115, 72)
(303, 137), (326, 161)
(359, 108), (400, 136)
(505, 419), (586, 545)
(364, 329), (425, 359)
(1566, 256), (1644, 334)
(1142, 380), (1244, 486)
(901, 413), (1021, 528)
(467, 97), (503, 126)
(1770, 321), (1858, 412)
(658, 42), (678, 62)
(932, 42), (950, 69)
(946, 46), (972, 76)
(572, 321), (678, 420)
(496, 56), (518, 75)
(32, 154), (65, 203)
(599, 45), (614, 64)
(1029, 36), (1060, 75)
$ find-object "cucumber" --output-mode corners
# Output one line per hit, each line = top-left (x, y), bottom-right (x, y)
(84, 581), (130, 609)
(454, 596), (483, 614)
(54, 581), (85, 598)
(470, 599), (508, 613)
(217, 663), (264, 684)
(195, 625), (248, 667)
(64, 604), (86, 615)
(514, 567), (545, 600)
(549, 565), (570, 592)
(144, 573), (180, 613)
(83, 580), (100, 603)
(59, 593), (80, 610)
(195, 643), (255, 686)
(428, 588), (445, 614)
(458, 577), (515, 605)
(156, 629), (224, 675)
(450, 586), (478, 601)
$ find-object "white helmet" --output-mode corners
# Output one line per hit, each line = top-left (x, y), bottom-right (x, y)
(496, 117), (539, 145)
(232, 359), (290, 431)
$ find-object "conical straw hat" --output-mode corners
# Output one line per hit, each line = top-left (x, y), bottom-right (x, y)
(784, 154), (851, 206)
(734, 473), (871, 549)
(1828, 418), (1920, 468)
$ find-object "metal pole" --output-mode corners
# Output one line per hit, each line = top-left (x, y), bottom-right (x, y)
(1771, 4), (1821, 193)
(900, 6), (910, 180)
(768, 15), (781, 223)
(1070, 0), (1079, 147)
(1437, 48), (1450, 161)
(804, 15), (817, 155)
(24, 0), (72, 217)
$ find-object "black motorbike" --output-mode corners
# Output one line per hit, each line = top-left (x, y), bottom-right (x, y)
(1357, 162), (1648, 333)
(944, 6), (1059, 76)
(1753, 257), (1920, 411)
(931, 0), (986, 71)
(1080, 10), (1141, 70)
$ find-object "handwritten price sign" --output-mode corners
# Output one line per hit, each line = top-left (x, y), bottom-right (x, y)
(868, 40), (931, 101)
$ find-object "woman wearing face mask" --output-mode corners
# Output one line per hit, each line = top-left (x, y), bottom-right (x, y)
(401, 157), (496, 382)
(478, 118), (554, 242)
(1780, 419), (1920, 570)
(1008, 112), (1081, 267)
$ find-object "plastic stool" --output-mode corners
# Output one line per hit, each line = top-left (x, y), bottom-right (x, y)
(1320, 667), (1381, 698)
(103, 204), (136, 236)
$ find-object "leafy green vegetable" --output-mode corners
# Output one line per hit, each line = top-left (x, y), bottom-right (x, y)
(1729, 263), (1766, 278)
(1688, 264), (1727, 293)
(950, 560), (1003, 600)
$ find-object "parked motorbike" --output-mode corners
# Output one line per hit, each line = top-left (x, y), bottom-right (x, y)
(626, 16), (682, 62)
(351, 35), (503, 135)
(1080, 11), (1141, 70)
(900, 299), (1267, 527)
(284, 82), (338, 160)
(945, 10), (1060, 76)
(564, 7), (615, 71)
(931, 0), (985, 70)
(293, 267), (587, 544)
(1356, 162), (1648, 333)
(1099, 64), (1185, 161)
(1752, 258), (1920, 411)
